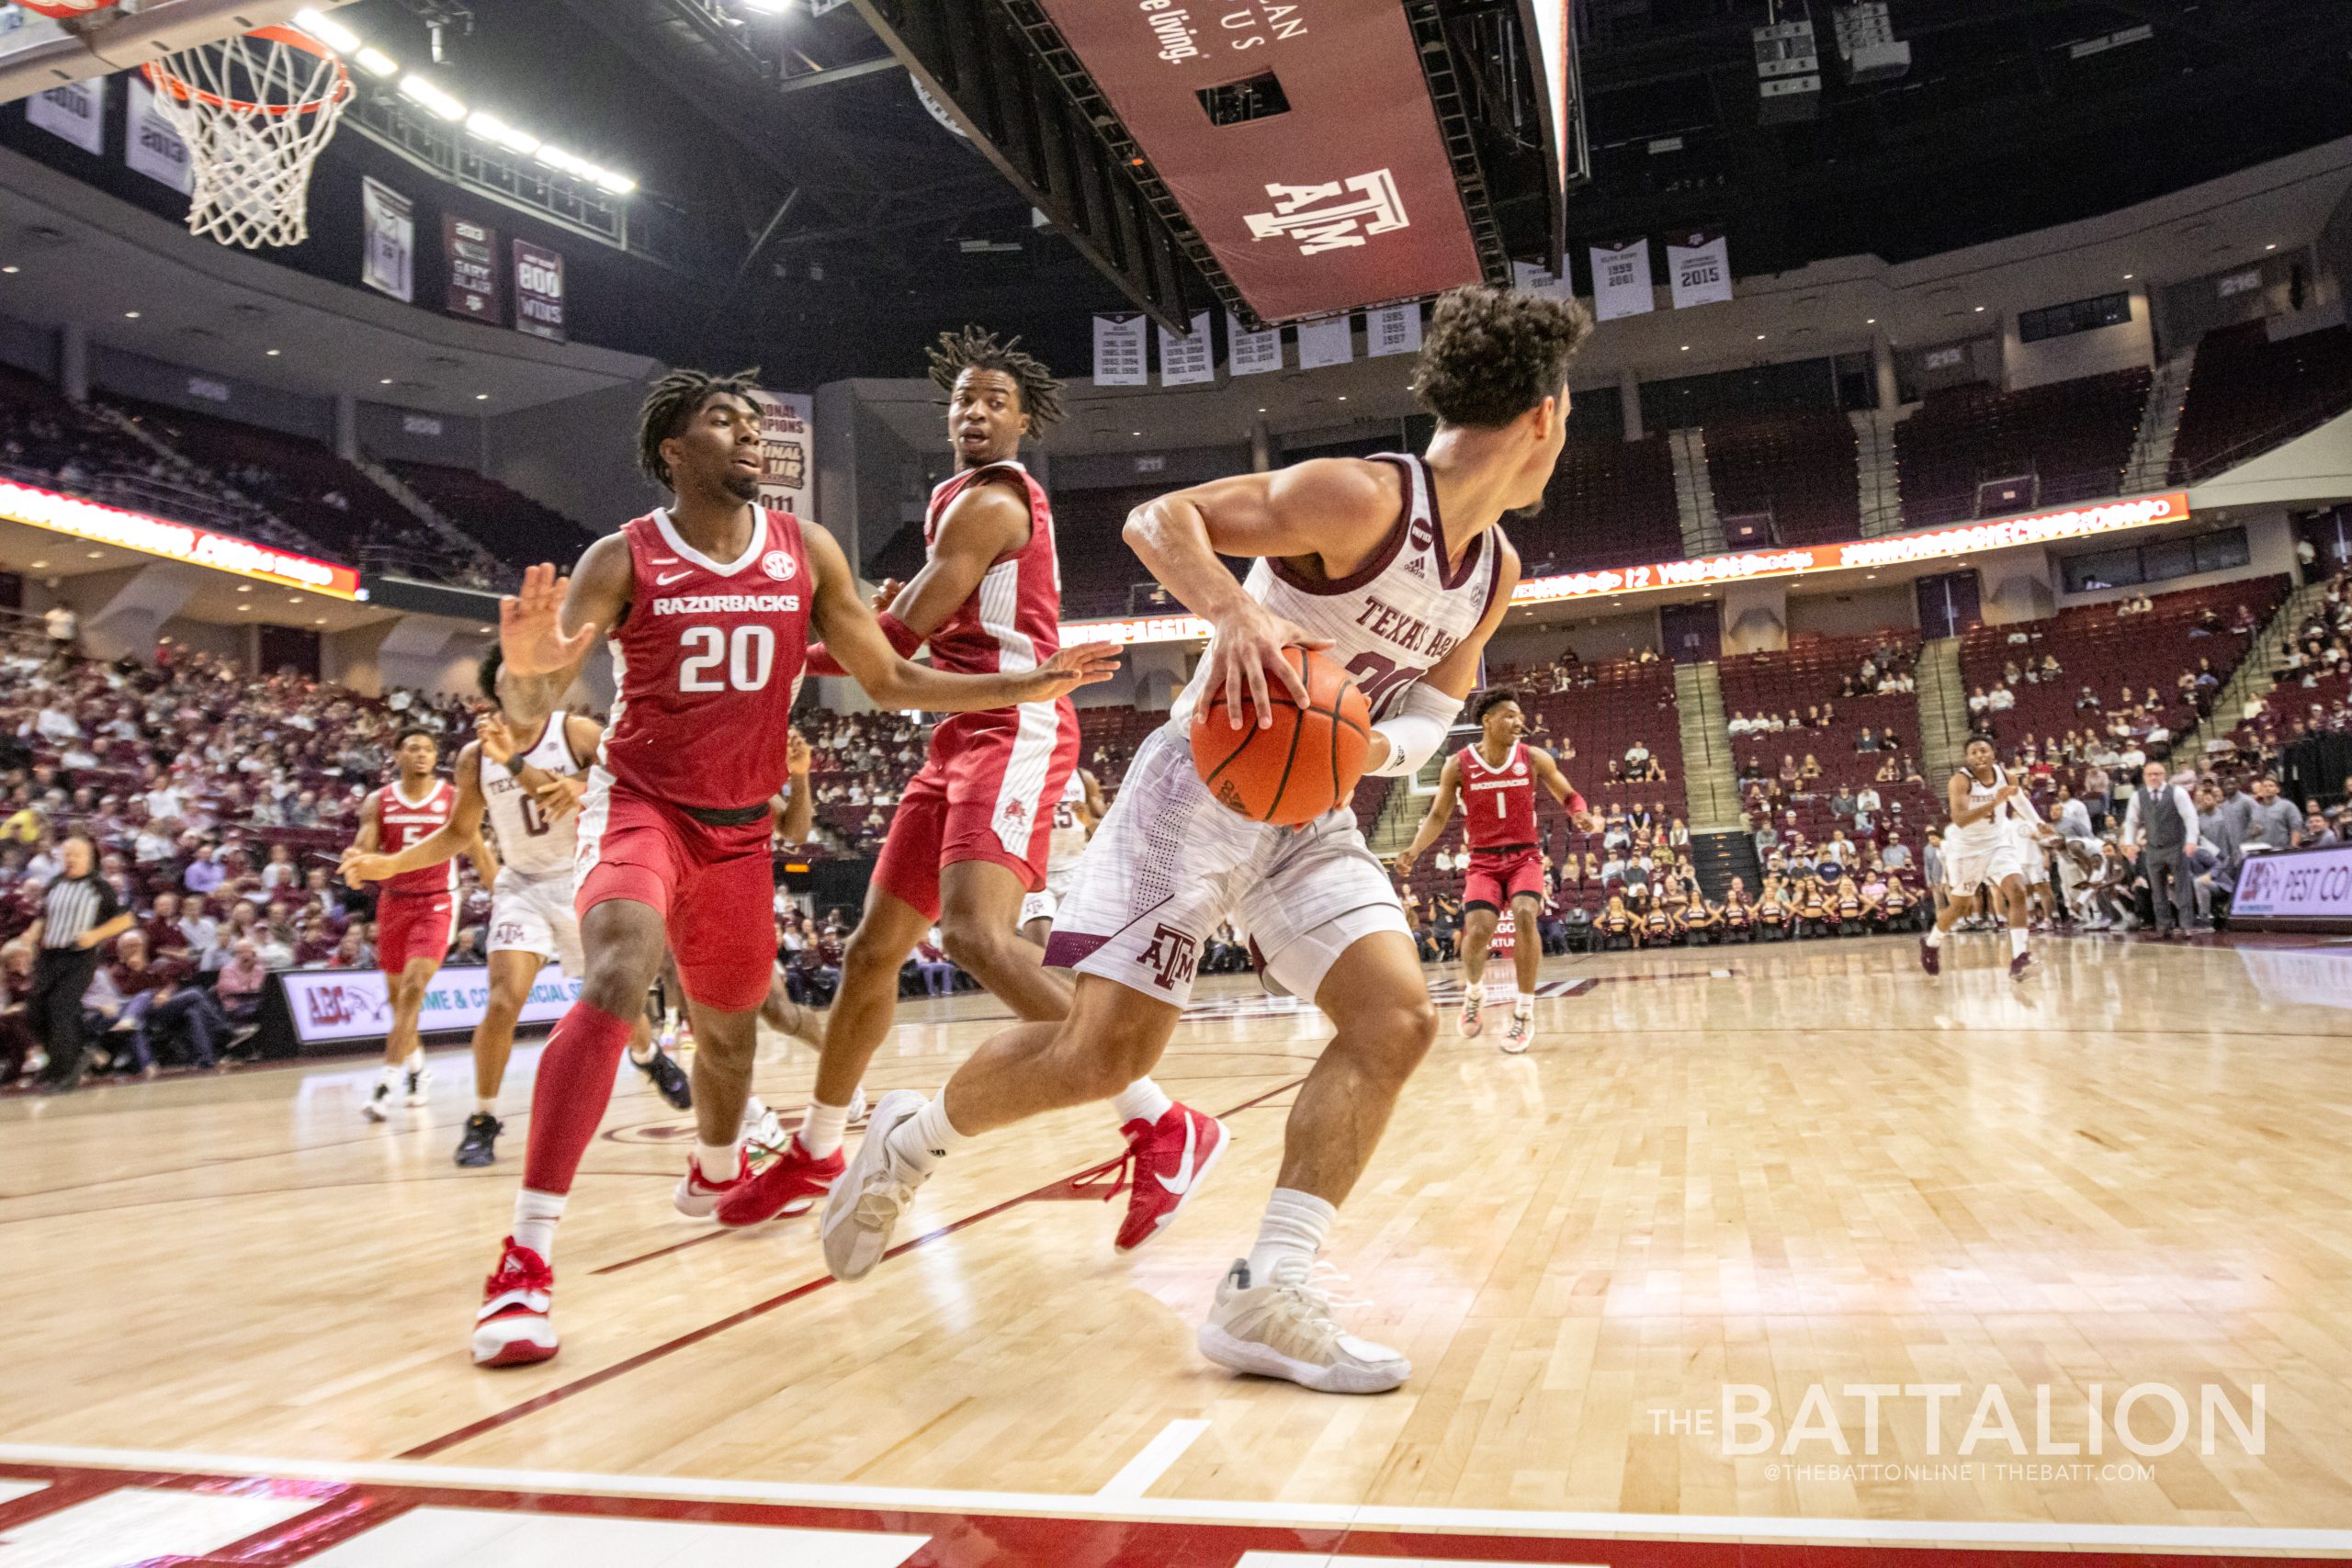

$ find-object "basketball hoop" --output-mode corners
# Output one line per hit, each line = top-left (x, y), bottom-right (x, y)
(140, 26), (352, 251)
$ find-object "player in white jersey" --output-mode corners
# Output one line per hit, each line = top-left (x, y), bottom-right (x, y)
(1018, 767), (1103, 944)
(821, 285), (1594, 1393)
(342, 649), (689, 1166)
(1919, 735), (2041, 981)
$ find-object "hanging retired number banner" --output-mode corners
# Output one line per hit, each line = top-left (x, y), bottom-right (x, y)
(1159, 311), (1215, 386)
(1589, 239), (1655, 321)
(125, 77), (194, 194)
(1366, 303), (1421, 357)
(1228, 311), (1283, 377)
(1092, 314), (1148, 386)
(27, 76), (104, 154)
(514, 241), (566, 341)
(444, 216), (501, 322)
(1296, 316), (1354, 370)
(360, 177), (414, 302)
(1667, 230), (1734, 308)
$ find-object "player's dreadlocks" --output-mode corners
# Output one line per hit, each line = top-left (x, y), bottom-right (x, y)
(926, 326), (1065, 435)
(637, 367), (763, 488)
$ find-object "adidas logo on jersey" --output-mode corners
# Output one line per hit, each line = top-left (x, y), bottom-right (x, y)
(1404, 557), (1426, 578)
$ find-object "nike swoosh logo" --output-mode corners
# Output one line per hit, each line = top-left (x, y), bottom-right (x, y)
(1155, 1114), (1197, 1195)
(654, 570), (691, 585)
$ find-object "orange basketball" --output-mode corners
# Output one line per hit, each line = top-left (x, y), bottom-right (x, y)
(1191, 646), (1372, 826)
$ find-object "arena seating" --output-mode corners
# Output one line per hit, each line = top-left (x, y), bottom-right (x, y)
(1702, 411), (1862, 546)
(384, 460), (600, 579)
(1719, 632), (1939, 849)
(1520, 435), (1681, 573)
(1894, 368), (2150, 528)
(2171, 321), (2352, 482)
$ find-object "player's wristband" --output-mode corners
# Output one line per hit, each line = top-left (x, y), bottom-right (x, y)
(1566, 790), (1589, 817)
(506, 757), (530, 781)
(805, 644), (847, 677)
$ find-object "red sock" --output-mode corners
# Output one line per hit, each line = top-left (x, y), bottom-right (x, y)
(521, 999), (635, 1195)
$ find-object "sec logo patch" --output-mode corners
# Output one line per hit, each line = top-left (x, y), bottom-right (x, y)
(763, 549), (797, 581)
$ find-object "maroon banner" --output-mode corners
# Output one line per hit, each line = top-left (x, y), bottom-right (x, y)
(1029, 0), (1482, 325)
(444, 215), (501, 323)
(513, 240), (565, 343)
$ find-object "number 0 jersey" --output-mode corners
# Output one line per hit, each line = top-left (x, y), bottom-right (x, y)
(483, 711), (589, 880)
(602, 506), (812, 812)
(1169, 453), (1506, 730)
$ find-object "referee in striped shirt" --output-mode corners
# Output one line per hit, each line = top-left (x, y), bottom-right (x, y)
(10, 834), (134, 1091)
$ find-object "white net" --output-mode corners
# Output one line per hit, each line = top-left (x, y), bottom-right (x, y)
(141, 28), (351, 250)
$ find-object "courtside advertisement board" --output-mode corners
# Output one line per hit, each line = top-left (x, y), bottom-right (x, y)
(2226, 845), (2352, 932)
(274, 964), (577, 1048)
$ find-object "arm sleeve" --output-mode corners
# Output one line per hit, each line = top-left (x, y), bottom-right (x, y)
(1365, 682), (1464, 780)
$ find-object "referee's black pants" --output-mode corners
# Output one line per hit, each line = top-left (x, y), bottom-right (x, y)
(31, 945), (98, 1087)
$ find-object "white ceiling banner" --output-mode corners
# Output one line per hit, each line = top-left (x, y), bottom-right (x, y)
(1295, 315), (1354, 370)
(1366, 303), (1422, 357)
(1091, 313), (1148, 387)
(1159, 310), (1215, 386)
(126, 77), (195, 194)
(1228, 311), (1283, 376)
(1667, 229), (1734, 309)
(27, 76), (104, 155)
(1589, 239), (1655, 321)
(1512, 259), (1570, 301)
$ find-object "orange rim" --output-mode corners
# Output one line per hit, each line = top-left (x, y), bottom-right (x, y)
(140, 25), (352, 117)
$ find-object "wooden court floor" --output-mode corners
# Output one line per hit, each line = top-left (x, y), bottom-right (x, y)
(6, 932), (2352, 1554)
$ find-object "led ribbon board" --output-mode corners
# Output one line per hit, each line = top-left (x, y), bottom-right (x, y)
(0, 478), (361, 598)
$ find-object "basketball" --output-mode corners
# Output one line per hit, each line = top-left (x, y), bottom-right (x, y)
(1190, 647), (1371, 826)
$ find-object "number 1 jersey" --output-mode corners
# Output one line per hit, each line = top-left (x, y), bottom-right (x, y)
(601, 506), (812, 812)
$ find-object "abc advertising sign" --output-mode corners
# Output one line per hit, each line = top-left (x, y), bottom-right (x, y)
(1057, 492), (2194, 648)
(2227, 846), (2352, 931)
(277, 964), (579, 1045)
(0, 478), (360, 598)
(1025, 0), (1482, 323)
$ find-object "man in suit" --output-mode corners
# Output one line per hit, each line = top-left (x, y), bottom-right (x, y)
(2119, 760), (2200, 939)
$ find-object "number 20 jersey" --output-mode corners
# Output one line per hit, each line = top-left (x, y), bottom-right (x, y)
(601, 505), (813, 812)
(1169, 452), (1506, 731)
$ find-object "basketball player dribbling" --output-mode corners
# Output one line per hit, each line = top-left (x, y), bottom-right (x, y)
(470, 368), (1116, 1367)
(1921, 735), (2041, 980)
(717, 330), (1187, 1245)
(1393, 689), (1597, 1052)
(1019, 766), (1103, 947)
(339, 649), (690, 1168)
(345, 728), (493, 1121)
(820, 286), (1594, 1393)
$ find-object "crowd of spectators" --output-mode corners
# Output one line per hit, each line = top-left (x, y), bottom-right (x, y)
(2231, 562), (2352, 761)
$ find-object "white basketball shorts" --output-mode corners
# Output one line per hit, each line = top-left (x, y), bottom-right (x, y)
(1019, 864), (1079, 929)
(1040, 725), (1408, 1008)
(488, 871), (585, 976)
(1942, 834), (2025, 897)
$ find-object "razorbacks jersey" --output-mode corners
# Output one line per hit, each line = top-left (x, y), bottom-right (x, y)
(483, 712), (586, 881)
(602, 506), (811, 812)
(1948, 762), (2015, 853)
(1458, 740), (1539, 852)
(1170, 453), (1506, 732)
(922, 462), (1063, 677)
(1046, 771), (1090, 874)
(376, 777), (456, 897)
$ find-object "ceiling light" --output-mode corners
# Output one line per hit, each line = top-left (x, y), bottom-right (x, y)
(465, 110), (514, 141)
(2121, 273), (2134, 280)
(475, 393), (489, 400)
(1973, 305), (1985, 312)
(356, 46), (398, 77)
(2266, 243), (2278, 251)
(239, 604), (251, 613)
(398, 73), (466, 122)
(236, 584), (251, 592)
(1754, 333), (1765, 340)
(1131, 431), (1141, 436)
(1865, 318), (1876, 324)
(85, 550), (102, 558)
(738, 0), (794, 12)
(379, 378), (393, 384)
(124, 310), (141, 319)
(593, 170), (637, 195)
(314, 617), (327, 626)
(288, 596), (301, 604)
(28, 559), (45, 569)
(292, 8), (359, 51)
(1679, 344), (1690, 352)
(266, 348), (281, 356)
(0, 266), (17, 276)
(1337, 395), (1348, 401)
(535, 144), (584, 175)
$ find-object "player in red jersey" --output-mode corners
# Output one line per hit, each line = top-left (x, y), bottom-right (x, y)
(344, 727), (496, 1121)
(718, 329), (1186, 1247)
(1395, 690), (1596, 1053)
(471, 367), (1116, 1367)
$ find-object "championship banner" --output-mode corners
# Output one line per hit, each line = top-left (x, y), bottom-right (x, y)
(1092, 314), (1148, 386)
(1159, 311), (1215, 386)
(1668, 229), (1733, 309)
(1228, 311), (1283, 377)
(277, 964), (577, 1047)
(1296, 316), (1354, 369)
(1513, 259), (1569, 300)
(126, 77), (194, 194)
(27, 76), (102, 154)
(1367, 302), (1422, 357)
(514, 241), (566, 342)
(1589, 239), (1655, 321)
(445, 215), (502, 322)
(361, 177), (414, 302)
(752, 389), (814, 516)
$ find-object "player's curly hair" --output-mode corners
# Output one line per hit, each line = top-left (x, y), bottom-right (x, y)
(927, 325), (1065, 434)
(1414, 284), (1594, 429)
(476, 645), (503, 704)
(637, 367), (764, 488)
(1473, 688), (1523, 723)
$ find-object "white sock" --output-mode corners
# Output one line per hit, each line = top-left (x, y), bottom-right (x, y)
(1112, 1078), (1173, 1127)
(887, 1092), (971, 1175)
(405, 1048), (424, 1072)
(1244, 1188), (1335, 1289)
(799, 1099), (850, 1159)
(2010, 928), (2030, 957)
(376, 1062), (402, 1092)
(1515, 989), (1536, 1016)
(628, 1042), (654, 1064)
(741, 1095), (769, 1130)
(695, 1140), (738, 1183)
(475, 1096), (498, 1117)
(512, 1188), (565, 1262)
(1926, 928), (1945, 948)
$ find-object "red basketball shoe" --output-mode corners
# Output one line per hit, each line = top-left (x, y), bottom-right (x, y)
(714, 1134), (845, 1226)
(673, 1149), (750, 1218)
(1105, 1103), (1228, 1254)
(472, 1236), (557, 1367)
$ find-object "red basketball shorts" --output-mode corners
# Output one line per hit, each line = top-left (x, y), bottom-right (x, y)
(376, 890), (455, 974)
(1462, 847), (1545, 913)
(575, 774), (776, 1013)
(873, 700), (1078, 922)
